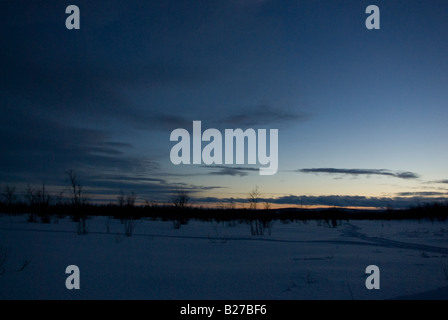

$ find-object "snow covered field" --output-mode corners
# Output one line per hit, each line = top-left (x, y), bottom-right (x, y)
(0, 213), (447, 300)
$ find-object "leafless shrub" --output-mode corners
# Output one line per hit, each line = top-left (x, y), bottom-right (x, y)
(118, 190), (137, 207)
(26, 183), (51, 207)
(250, 219), (271, 236)
(76, 216), (88, 235)
(67, 170), (88, 206)
(264, 201), (271, 210)
(124, 218), (137, 237)
(144, 199), (159, 208)
(25, 183), (52, 222)
(126, 192), (136, 207)
(172, 188), (190, 209)
(1, 185), (17, 206)
(248, 186), (261, 210)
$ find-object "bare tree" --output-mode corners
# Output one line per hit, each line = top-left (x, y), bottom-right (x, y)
(248, 186), (261, 210)
(54, 190), (65, 206)
(25, 183), (52, 223)
(117, 190), (126, 207)
(25, 183), (51, 207)
(124, 218), (137, 237)
(66, 170), (88, 234)
(1, 185), (16, 206)
(144, 199), (159, 208)
(126, 191), (137, 207)
(172, 188), (190, 209)
(117, 190), (137, 207)
(228, 197), (236, 210)
(116, 190), (138, 236)
(264, 201), (271, 210)
(66, 170), (85, 206)
(117, 190), (136, 207)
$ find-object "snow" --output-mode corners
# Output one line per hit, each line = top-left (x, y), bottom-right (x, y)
(0, 214), (447, 300)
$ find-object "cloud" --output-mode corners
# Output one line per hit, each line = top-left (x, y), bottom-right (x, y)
(1, 18), (210, 133)
(220, 104), (309, 127)
(433, 180), (448, 184)
(195, 185), (227, 191)
(202, 165), (259, 177)
(0, 110), (159, 185)
(1, 59), (207, 130)
(396, 191), (448, 197)
(298, 168), (419, 180)
(145, 113), (193, 131)
(87, 174), (167, 186)
(149, 103), (308, 136)
(194, 194), (448, 209)
(86, 176), (224, 202)
(154, 104), (308, 131)
(269, 195), (447, 209)
(266, 195), (392, 208)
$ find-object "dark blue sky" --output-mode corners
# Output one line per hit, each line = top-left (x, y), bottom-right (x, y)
(1, 0), (448, 208)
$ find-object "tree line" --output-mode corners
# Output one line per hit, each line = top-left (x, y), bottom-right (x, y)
(1, 172), (447, 223)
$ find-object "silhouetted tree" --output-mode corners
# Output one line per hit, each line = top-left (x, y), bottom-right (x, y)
(54, 190), (65, 206)
(25, 183), (51, 222)
(117, 190), (126, 207)
(1, 185), (16, 206)
(126, 191), (137, 207)
(144, 199), (159, 208)
(228, 197), (236, 210)
(66, 170), (86, 207)
(25, 183), (51, 207)
(264, 201), (271, 210)
(117, 190), (136, 207)
(248, 186), (261, 210)
(172, 188), (190, 209)
(66, 170), (88, 234)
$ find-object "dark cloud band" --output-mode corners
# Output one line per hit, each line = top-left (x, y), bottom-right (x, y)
(298, 168), (419, 179)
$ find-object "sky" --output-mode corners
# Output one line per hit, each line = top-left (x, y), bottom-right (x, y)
(1, 0), (448, 209)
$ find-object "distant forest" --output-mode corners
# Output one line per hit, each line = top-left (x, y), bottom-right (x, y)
(1, 170), (447, 222)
